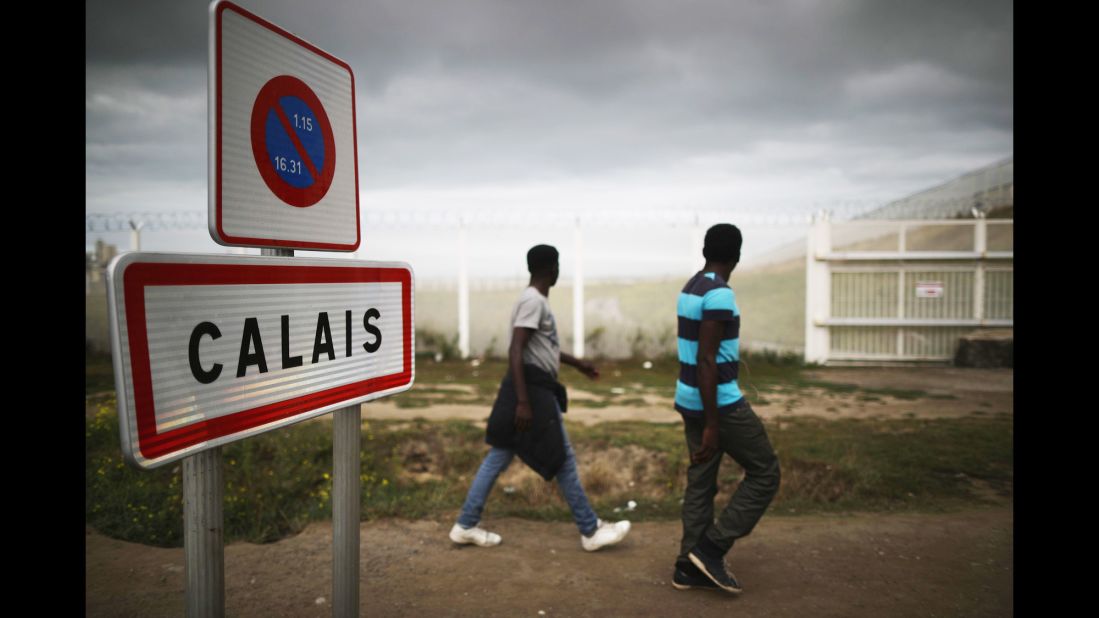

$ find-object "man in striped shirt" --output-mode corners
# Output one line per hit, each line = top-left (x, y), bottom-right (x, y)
(671, 223), (781, 595)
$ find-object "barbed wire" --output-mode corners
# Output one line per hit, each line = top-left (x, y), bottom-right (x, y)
(85, 211), (207, 232)
(86, 194), (1007, 233)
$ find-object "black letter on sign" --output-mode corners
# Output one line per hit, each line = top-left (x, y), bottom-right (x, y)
(281, 315), (303, 369)
(313, 312), (335, 363)
(237, 317), (269, 377)
(345, 310), (353, 358)
(362, 308), (382, 353)
(189, 321), (223, 384)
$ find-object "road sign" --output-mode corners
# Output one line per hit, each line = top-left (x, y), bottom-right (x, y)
(915, 281), (945, 298)
(251, 75), (337, 208)
(209, 0), (359, 251)
(107, 253), (414, 469)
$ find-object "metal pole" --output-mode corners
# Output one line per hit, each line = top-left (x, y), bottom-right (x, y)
(332, 405), (361, 617)
(259, 247), (361, 614)
(572, 216), (584, 358)
(458, 218), (470, 359)
(896, 269), (906, 358)
(974, 215), (987, 323)
(691, 211), (703, 273)
(804, 213), (831, 364)
(896, 221), (907, 357)
(129, 220), (143, 252)
(182, 250), (299, 617)
(184, 447), (225, 618)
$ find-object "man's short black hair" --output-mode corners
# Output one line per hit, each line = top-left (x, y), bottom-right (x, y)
(703, 223), (742, 264)
(527, 244), (559, 274)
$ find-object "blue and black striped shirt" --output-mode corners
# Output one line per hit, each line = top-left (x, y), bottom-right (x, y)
(675, 271), (742, 417)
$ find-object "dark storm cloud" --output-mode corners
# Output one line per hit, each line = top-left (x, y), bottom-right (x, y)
(87, 0), (1012, 206)
(86, 0), (208, 65)
(88, 0), (1012, 107)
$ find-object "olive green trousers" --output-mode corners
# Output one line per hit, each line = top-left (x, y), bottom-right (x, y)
(677, 399), (781, 562)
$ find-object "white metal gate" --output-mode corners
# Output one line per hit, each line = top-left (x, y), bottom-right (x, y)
(804, 217), (1013, 364)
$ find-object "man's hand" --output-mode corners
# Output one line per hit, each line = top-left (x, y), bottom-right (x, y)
(562, 352), (600, 380)
(691, 424), (720, 464)
(515, 400), (534, 432)
(576, 359), (600, 380)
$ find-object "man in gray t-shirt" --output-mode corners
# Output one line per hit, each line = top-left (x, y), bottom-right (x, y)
(510, 284), (561, 378)
(450, 244), (631, 552)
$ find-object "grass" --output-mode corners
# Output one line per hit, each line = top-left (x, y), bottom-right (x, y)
(85, 351), (1010, 547)
(87, 396), (1012, 547)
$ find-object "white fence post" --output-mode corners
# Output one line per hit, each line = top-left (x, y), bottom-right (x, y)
(573, 216), (585, 358)
(458, 217), (470, 359)
(896, 223), (906, 356)
(691, 211), (704, 273)
(129, 220), (143, 252)
(804, 214), (831, 364)
(974, 216), (987, 322)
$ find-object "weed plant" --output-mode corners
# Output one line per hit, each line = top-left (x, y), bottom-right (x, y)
(87, 399), (1012, 547)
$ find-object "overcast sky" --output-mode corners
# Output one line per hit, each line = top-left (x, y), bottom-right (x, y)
(86, 0), (1012, 279)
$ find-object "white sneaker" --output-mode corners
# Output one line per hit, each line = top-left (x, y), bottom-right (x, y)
(581, 518), (631, 552)
(449, 523), (502, 547)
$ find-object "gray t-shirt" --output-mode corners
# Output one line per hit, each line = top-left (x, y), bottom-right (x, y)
(510, 286), (560, 378)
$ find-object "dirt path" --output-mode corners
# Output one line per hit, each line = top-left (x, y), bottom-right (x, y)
(86, 508), (1012, 617)
(359, 368), (1013, 425)
(87, 368), (1012, 424)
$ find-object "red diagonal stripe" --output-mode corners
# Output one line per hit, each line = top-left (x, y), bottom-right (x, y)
(274, 104), (321, 182)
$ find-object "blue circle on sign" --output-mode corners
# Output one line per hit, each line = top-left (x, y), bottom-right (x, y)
(251, 75), (336, 208)
(264, 95), (326, 189)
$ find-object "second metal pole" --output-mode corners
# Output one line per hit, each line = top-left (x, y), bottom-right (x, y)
(332, 405), (362, 617)
(458, 217), (470, 359)
(572, 216), (584, 358)
(261, 247), (361, 615)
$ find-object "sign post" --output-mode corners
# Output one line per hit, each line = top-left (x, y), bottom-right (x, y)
(183, 447), (224, 618)
(205, 1), (373, 613)
(108, 251), (415, 616)
(209, 0), (359, 252)
(915, 281), (945, 299)
(107, 2), (397, 614)
(332, 406), (361, 616)
(107, 253), (413, 468)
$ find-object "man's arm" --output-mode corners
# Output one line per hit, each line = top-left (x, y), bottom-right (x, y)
(693, 319), (723, 464)
(510, 327), (534, 432)
(560, 352), (600, 380)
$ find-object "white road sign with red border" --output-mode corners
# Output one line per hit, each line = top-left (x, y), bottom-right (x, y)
(915, 281), (945, 298)
(107, 253), (414, 469)
(209, 0), (360, 251)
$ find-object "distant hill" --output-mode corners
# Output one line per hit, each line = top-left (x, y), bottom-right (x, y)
(857, 157), (1013, 221)
(744, 157), (1014, 265)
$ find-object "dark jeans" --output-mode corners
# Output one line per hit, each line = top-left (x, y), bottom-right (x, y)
(678, 398), (781, 562)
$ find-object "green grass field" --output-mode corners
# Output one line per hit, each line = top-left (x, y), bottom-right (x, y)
(86, 356), (1011, 548)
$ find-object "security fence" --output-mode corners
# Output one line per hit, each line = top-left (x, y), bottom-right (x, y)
(804, 217), (1013, 364)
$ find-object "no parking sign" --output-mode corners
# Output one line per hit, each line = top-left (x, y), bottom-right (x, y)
(250, 75), (337, 207)
(209, 0), (359, 250)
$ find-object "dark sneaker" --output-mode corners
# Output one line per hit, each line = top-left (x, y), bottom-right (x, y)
(688, 547), (743, 594)
(672, 563), (719, 591)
